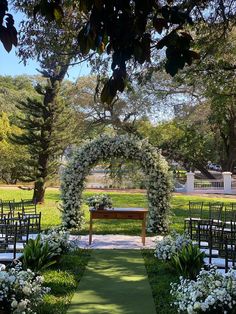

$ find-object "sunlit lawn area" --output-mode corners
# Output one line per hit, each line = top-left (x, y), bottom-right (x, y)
(39, 249), (90, 314)
(1, 187), (236, 234)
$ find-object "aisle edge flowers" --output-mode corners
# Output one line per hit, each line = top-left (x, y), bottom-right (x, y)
(170, 266), (236, 313)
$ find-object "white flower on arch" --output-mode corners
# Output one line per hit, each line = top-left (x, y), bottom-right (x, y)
(61, 135), (172, 233)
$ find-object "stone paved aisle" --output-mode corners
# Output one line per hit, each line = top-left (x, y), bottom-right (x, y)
(70, 234), (162, 249)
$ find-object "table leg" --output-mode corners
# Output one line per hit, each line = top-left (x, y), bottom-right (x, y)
(89, 213), (93, 245)
(141, 214), (146, 246)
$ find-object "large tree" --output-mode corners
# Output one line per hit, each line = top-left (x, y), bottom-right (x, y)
(1, 1), (232, 104)
(12, 82), (75, 202)
(62, 75), (157, 135)
(137, 102), (217, 179)
(11, 2), (88, 202)
(0, 75), (37, 113)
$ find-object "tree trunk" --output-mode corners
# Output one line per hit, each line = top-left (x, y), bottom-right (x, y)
(33, 179), (46, 203)
(222, 157), (235, 172)
(221, 117), (236, 172)
(194, 162), (216, 179)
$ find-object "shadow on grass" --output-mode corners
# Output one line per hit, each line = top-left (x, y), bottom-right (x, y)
(67, 250), (156, 314)
(142, 249), (179, 314)
(37, 249), (91, 314)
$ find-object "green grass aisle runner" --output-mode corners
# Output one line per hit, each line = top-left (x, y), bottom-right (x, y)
(67, 250), (156, 314)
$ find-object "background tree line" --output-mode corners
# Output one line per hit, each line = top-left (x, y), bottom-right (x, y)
(1, 0), (236, 202)
(0, 71), (234, 192)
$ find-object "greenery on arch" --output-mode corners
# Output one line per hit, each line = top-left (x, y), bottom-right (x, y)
(61, 135), (172, 233)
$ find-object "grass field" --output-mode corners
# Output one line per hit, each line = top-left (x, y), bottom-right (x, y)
(38, 249), (90, 314)
(1, 187), (236, 234)
(142, 249), (178, 314)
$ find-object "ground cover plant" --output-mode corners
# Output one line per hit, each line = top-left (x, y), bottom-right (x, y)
(0, 263), (50, 313)
(0, 187), (236, 234)
(171, 266), (236, 313)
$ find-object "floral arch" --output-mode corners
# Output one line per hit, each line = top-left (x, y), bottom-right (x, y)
(61, 135), (172, 233)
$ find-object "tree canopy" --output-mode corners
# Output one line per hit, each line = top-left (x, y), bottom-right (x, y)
(3, 1), (236, 104)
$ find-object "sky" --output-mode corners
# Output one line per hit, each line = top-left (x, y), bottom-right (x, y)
(0, 46), (91, 80)
(0, 7), (90, 81)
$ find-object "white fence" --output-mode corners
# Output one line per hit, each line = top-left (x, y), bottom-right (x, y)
(194, 179), (224, 190)
(184, 172), (234, 194)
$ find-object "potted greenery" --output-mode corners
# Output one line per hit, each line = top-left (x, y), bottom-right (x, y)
(86, 194), (113, 210)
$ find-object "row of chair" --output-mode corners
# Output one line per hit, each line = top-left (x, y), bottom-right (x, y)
(0, 199), (37, 218)
(184, 202), (236, 238)
(196, 219), (236, 272)
(0, 216), (38, 262)
(0, 199), (41, 263)
(184, 201), (236, 272)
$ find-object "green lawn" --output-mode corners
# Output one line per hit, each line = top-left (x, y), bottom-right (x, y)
(38, 249), (90, 314)
(142, 249), (178, 314)
(67, 250), (156, 314)
(1, 187), (236, 234)
(39, 249), (178, 314)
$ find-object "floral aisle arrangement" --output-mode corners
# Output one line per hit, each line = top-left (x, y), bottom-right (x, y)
(0, 263), (49, 313)
(86, 194), (113, 210)
(155, 231), (192, 261)
(61, 135), (172, 233)
(22, 227), (80, 273)
(170, 266), (236, 313)
(41, 227), (79, 256)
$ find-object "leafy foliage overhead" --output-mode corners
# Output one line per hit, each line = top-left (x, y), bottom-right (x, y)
(31, 0), (236, 105)
(30, 0), (204, 104)
(0, 0), (17, 52)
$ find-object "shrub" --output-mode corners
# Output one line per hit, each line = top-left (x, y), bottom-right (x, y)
(21, 235), (56, 273)
(170, 266), (236, 313)
(155, 231), (192, 261)
(169, 243), (205, 279)
(0, 263), (50, 313)
(40, 227), (78, 256)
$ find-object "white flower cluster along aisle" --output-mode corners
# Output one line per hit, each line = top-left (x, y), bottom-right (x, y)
(61, 135), (172, 233)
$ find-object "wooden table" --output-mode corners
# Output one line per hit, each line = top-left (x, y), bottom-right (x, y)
(89, 207), (148, 246)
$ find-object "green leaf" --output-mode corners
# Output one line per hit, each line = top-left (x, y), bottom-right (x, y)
(53, 6), (64, 24)
(0, 27), (12, 52)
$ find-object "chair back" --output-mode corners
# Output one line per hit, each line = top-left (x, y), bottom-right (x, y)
(208, 202), (224, 222)
(9, 201), (23, 218)
(189, 201), (204, 218)
(0, 199), (13, 217)
(224, 203), (236, 223)
(19, 212), (41, 234)
(219, 224), (236, 271)
(2, 219), (18, 259)
(22, 199), (37, 214)
(5, 216), (30, 246)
